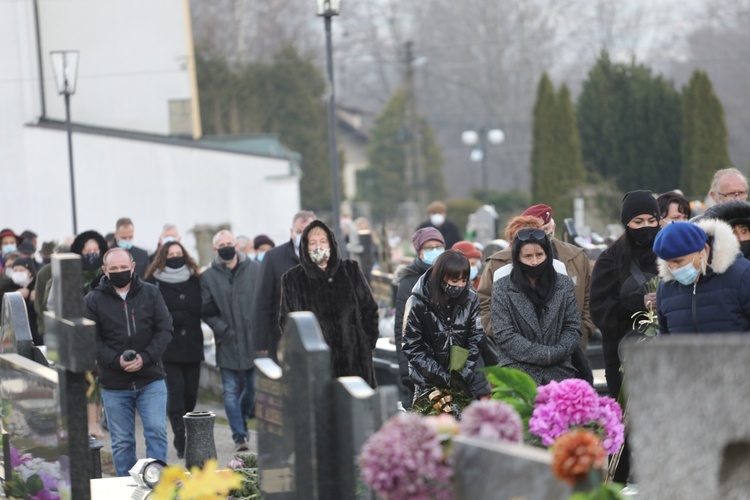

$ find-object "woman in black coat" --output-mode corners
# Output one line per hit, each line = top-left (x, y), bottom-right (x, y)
(402, 250), (487, 399)
(280, 220), (380, 388)
(145, 241), (204, 458)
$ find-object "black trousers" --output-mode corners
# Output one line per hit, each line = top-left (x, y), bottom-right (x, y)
(164, 362), (201, 446)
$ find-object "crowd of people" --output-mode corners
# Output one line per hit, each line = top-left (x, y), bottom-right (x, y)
(3, 166), (750, 480)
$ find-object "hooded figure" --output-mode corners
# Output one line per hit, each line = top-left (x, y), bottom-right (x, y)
(279, 220), (380, 387)
(703, 200), (750, 259)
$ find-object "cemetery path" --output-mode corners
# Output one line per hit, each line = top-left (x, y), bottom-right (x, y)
(97, 400), (258, 476)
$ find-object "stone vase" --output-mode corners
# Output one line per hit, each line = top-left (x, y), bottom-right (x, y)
(183, 411), (217, 469)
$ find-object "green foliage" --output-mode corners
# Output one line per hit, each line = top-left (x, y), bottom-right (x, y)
(681, 70), (730, 198)
(577, 51), (682, 194)
(483, 366), (538, 433)
(570, 482), (626, 500)
(229, 454), (261, 499)
(195, 44), (332, 212)
(357, 87), (446, 223)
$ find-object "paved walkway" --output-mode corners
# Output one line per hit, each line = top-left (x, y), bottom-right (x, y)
(96, 399), (257, 477)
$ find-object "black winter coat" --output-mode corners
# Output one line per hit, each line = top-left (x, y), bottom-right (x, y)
(84, 275), (173, 390)
(252, 240), (300, 357)
(392, 258), (431, 382)
(402, 270), (484, 395)
(148, 274), (204, 364)
(280, 221), (380, 388)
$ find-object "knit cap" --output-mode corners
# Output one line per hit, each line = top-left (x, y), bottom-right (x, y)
(621, 190), (659, 226)
(451, 240), (481, 259)
(412, 227), (444, 253)
(653, 222), (707, 260)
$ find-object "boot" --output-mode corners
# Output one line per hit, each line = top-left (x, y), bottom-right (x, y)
(87, 403), (104, 440)
(169, 411), (186, 459)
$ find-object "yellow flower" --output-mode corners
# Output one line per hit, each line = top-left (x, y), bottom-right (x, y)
(152, 465), (188, 499)
(178, 459), (244, 499)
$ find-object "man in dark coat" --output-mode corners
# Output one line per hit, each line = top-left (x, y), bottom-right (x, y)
(200, 229), (260, 451)
(252, 211), (315, 362)
(417, 200), (462, 249)
(113, 217), (150, 277)
(84, 248), (173, 476)
(279, 220), (380, 387)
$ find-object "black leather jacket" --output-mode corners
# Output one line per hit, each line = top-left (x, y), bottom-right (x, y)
(402, 269), (484, 395)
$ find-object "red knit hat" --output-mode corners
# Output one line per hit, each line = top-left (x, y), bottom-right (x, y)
(451, 241), (481, 259)
(521, 204), (553, 225)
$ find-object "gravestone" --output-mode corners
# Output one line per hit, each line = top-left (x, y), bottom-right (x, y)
(452, 436), (571, 499)
(623, 335), (750, 499)
(255, 312), (398, 499)
(1, 292), (47, 365)
(472, 205), (499, 246)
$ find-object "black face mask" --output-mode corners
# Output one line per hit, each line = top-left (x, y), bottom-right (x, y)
(108, 270), (132, 288)
(626, 226), (659, 247)
(740, 240), (750, 259)
(217, 246), (236, 261)
(165, 256), (186, 269)
(518, 261), (546, 280)
(82, 253), (101, 271)
(441, 282), (466, 299)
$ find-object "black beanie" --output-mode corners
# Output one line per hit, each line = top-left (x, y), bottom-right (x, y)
(621, 190), (659, 226)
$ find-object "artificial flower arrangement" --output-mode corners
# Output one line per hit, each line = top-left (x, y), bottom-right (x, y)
(631, 275), (661, 338)
(5, 445), (71, 500)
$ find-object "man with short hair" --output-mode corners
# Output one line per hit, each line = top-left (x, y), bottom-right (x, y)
(253, 211), (315, 361)
(477, 204), (595, 348)
(709, 167), (748, 204)
(149, 224), (180, 261)
(84, 248), (172, 476)
(417, 200), (462, 249)
(113, 217), (150, 276)
(235, 235), (254, 259)
(200, 230), (259, 451)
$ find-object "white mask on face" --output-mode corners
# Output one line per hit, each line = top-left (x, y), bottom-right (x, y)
(430, 213), (446, 226)
(161, 236), (177, 245)
(11, 271), (30, 287)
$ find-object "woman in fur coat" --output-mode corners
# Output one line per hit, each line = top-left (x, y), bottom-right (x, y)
(280, 220), (380, 387)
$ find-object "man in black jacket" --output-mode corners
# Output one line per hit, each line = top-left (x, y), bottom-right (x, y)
(252, 211), (315, 362)
(416, 201), (462, 249)
(84, 248), (173, 476)
(113, 217), (150, 277)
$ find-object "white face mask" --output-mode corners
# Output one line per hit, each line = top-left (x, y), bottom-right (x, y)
(161, 236), (177, 245)
(430, 213), (446, 226)
(11, 271), (30, 287)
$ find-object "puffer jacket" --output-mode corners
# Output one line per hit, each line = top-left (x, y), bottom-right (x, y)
(657, 219), (750, 334)
(84, 274), (173, 390)
(392, 258), (431, 384)
(402, 269), (484, 395)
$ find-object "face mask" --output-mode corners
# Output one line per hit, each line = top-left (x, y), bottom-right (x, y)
(295, 234), (302, 248)
(165, 256), (186, 269)
(108, 270), (132, 288)
(422, 248), (444, 265)
(117, 239), (134, 250)
(2, 244), (16, 254)
(82, 253), (101, 270)
(161, 236), (177, 245)
(626, 226), (659, 247)
(519, 261), (546, 279)
(441, 281), (466, 299)
(740, 241), (750, 259)
(309, 247), (330, 265)
(256, 252), (265, 262)
(672, 258), (701, 286)
(470, 266), (479, 281)
(217, 246), (236, 262)
(430, 214), (445, 227)
(11, 271), (30, 287)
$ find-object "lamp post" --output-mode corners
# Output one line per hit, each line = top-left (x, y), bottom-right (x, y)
(50, 50), (80, 235)
(315, 0), (344, 250)
(461, 127), (505, 203)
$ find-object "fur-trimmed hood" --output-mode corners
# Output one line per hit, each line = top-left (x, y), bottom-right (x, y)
(658, 219), (740, 282)
(298, 220), (341, 278)
(392, 258), (430, 287)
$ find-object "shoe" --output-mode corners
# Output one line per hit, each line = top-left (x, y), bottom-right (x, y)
(234, 440), (249, 452)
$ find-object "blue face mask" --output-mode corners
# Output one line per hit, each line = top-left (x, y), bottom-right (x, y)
(672, 256), (701, 286)
(422, 248), (444, 265)
(117, 239), (133, 250)
(2, 244), (16, 254)
(256, 252), (265, 262)
(470, 266), (479, 281)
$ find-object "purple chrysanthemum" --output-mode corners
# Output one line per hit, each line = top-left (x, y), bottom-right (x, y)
(529, 379), (624, 454)
(360, 413), (453, 500)
(459, 400), (523, 444)
(227, 457), (245, 470)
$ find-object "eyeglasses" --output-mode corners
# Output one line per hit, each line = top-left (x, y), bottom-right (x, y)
(421, 244), (445, 252)
(718, 191), (748, 199)
(515, 228), (547, 242)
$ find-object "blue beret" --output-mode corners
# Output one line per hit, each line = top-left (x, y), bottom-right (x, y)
(653, 222), (707, 260)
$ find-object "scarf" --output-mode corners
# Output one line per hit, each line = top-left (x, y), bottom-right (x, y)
(153, 265), (192, 284)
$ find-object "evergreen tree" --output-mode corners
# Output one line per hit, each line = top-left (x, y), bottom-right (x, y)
(531, 73), (556, 206)
(681, 70), (730, 197)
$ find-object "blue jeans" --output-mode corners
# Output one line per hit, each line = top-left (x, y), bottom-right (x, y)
(102, 379), (168, 476)
(220, 368), (255, 443)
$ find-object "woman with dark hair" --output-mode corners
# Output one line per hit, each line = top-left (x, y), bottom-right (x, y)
(402, 250), (487, 399)
(490, 228), (581, 385)
(144, 241), (203, 458)
(703, 199), (750, 259)
(657, 190), (691, 226)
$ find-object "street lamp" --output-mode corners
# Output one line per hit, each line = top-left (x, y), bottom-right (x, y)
(461, 127), (505, 203)
(50, 50), (80, 235)
(315, 0), (344, 251)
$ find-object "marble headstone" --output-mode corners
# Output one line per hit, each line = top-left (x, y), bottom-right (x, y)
(472, 205), (499, 245)
(623, 335), (750, 499)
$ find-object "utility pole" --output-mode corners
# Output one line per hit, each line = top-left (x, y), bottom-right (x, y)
(403, 41), (427, 207)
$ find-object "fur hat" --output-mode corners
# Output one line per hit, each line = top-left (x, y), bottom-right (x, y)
(412, 228), (444, 253)
(703, 200), (750, 228)
(522, 204), (553, 225)
(653, 222), (708, 260)
(451, 240), (482, 259)
(621, 190), (659, 226)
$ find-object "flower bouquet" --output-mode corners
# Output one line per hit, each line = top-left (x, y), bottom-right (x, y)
(152, 458), (243, 500)
(411, 346), (475, 418)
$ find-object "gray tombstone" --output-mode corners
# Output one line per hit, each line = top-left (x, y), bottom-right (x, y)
(623, 335), (750, 499)
(1, 292), (47, 365)
(452, 436), (572, 499)
(472, 205), (499, 246)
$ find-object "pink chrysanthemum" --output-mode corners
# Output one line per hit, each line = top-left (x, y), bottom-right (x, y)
(360, 413), (453, 500)
(529, 379), (624, 454)
(226, 457), (245, 470)
(459, 400), (523, 444)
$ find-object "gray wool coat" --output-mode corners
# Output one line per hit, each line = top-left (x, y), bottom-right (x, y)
(491, 272), (581, 385)
(200, 253), (260, 370)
